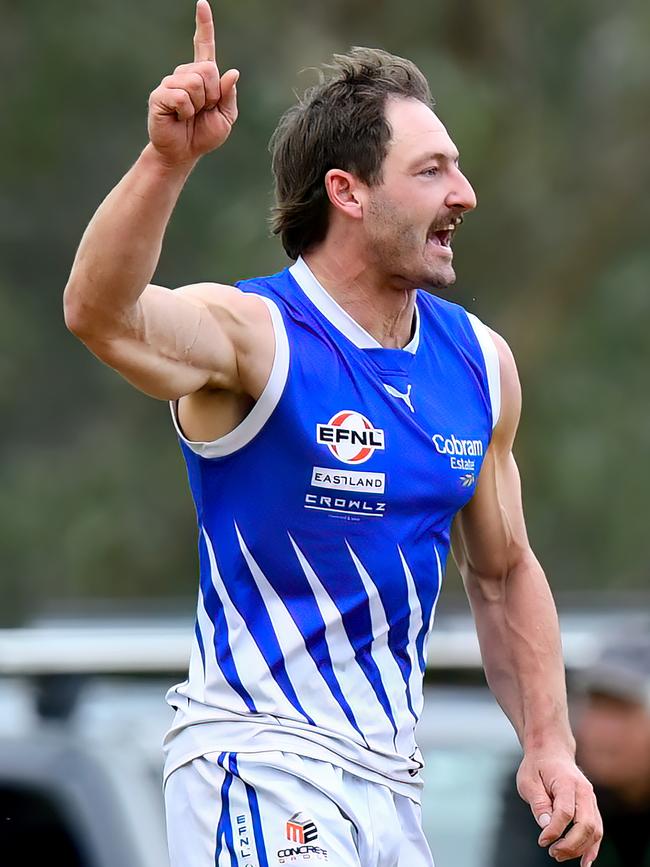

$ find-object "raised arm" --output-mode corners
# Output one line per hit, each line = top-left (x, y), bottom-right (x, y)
(451, 332), (602, 867)
(63, 1), (272, 402)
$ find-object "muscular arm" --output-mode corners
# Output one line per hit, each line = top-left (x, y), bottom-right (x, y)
(452, 331), (602, 867)
(63, 1), (272, 404)
(452, 333), (571, 753)
(64, 148), (263, 400)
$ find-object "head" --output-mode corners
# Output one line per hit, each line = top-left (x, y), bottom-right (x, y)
(573, 633), (650, 804)
(270, 48), (476, 290)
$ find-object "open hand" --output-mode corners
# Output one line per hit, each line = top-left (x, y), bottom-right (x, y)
(147, 0), (238, 167)
(517, 750), (603, 866)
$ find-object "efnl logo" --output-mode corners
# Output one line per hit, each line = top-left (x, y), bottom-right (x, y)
(286, 813), (319, 844)
(317, 411), (385, 465)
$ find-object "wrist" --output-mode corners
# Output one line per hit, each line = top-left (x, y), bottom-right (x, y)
(523, 730), (576, 758)
(139, 143), (198, 182)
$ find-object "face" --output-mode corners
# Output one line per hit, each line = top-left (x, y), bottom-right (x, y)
(575, 693), (650, 799)
(361, 97), (477, 291)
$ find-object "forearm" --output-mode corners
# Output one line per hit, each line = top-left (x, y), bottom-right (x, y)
(63, 144), (194, 336)
(455, 338), (602, 865)
(466, 552), (575, 755)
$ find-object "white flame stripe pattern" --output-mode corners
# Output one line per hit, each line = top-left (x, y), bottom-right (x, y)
(235, 523), (362, 740)
(345, 542), (418, 756)
(397, 547), (426, 719)
(202, 528), (298, 717)
(175, 585), (214, 706)
(288, 534), (397, 747)
(189, 591), (209, 702)
(429, 545), (444, 636)
(419, 544), (444, 672)
(195, 579), (246, 709)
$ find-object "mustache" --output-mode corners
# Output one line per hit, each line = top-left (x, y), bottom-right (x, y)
(428, 214), (464, 234)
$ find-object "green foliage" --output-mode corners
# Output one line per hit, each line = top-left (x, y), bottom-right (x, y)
(1, 0), (649, 622)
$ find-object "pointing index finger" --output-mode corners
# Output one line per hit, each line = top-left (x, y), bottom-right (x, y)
(194, 0), (216, 63)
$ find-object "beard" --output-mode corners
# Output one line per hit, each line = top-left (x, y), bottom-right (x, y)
(365, 192), (457, 292)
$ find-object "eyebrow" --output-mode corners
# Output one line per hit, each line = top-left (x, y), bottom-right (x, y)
(411, 151), (460, 169)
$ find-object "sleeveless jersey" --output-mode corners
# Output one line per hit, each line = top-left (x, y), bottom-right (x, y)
(163, 257), (500, 799)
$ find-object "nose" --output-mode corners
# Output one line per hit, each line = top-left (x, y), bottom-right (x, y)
(446, 167), (477, 213)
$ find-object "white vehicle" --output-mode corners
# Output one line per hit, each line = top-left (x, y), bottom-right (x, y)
(0, 610), (644, 867)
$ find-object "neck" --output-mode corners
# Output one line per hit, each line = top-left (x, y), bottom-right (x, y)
(302, 242), (417, 350)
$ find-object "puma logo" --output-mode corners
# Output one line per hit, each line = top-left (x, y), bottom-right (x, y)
(383, 383), (414, 413)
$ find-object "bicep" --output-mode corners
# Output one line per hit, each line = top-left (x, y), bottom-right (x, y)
(452, 446), (530, 590)
(452, 327), (532, 589)
(83, 282), (251, 401)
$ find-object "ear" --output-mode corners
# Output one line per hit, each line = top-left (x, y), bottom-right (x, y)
(324, 169), (364, 220)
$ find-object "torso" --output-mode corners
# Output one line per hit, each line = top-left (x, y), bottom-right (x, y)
(164, 258), (501, 793)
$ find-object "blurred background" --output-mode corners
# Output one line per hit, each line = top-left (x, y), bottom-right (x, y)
(1, 0), (649, 865)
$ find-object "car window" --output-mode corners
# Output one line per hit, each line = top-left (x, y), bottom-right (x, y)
(420, 746), (517, 867)
(0, 784), (87, 866)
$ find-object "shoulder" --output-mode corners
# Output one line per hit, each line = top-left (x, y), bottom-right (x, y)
(487, 328), (521, 412)
(417, 292), (496, 351)
(171, 281), (282, 403)
(172, 282), (277, 356)
(486, 327), (522, 450)
(172, 282), (277, 391)
(415, 289), (466, 320)
(174, 282), (271, 327)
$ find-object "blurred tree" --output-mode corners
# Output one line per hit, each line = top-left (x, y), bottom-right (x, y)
(1, 0), (649, 623)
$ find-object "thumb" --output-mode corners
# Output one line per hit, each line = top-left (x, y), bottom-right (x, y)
(218, 68), (239, 125)
(518, 776), (553, 832)
(531, 794), (555, 845)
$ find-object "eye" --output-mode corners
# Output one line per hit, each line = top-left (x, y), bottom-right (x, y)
(420, 166), (440, 177)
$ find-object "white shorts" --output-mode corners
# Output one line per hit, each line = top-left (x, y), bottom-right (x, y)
(165, 750), (434, 867)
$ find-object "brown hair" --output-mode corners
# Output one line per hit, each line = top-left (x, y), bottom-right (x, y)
(269, 48), (434, 260)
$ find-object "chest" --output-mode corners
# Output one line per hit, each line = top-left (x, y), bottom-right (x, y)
(266, 330), (491, 526)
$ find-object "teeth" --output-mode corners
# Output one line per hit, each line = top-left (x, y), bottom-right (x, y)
(427, 226), (456, 246)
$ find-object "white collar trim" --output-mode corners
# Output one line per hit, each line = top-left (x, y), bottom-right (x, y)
(289, 256), (420, 354)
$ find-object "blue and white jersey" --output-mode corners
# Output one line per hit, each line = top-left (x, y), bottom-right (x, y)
(164, 257), (500, 798)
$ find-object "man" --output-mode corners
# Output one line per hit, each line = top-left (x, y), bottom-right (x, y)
(63, 2), (602, 865)
(492, 633), (650, 867)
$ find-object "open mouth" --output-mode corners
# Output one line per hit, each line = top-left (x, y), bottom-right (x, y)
(427, 225), (455, 250)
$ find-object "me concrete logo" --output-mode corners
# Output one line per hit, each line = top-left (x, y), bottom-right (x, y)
(317, 411), (385, 465)
(279, 814), (328, 863)
(285, 813), (318, 844)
